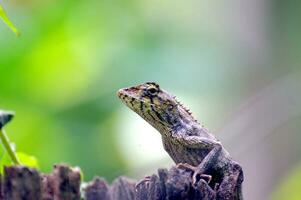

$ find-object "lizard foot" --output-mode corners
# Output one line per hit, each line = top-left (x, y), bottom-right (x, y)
(214, 183), (220, 191)
(135, 175), (151, 188)
(192, 172), (212, 185)
(176, 163), (197, 171)
(176, 163), (212, 185)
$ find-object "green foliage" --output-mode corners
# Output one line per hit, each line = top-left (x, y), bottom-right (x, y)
(0, 129), (20, 165)
(17, 152), (39, 169)
(0, 110), (38, 171)
(0, 151), (39, 173)
(0, 4), (19, 36)
(0, 151), (11, 172)
(271, 164), (301, 200)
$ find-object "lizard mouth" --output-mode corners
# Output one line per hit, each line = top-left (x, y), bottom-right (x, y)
(117, 88), (141, 107)
(116, 89), (126, 99)
(117, 88), (136, 100)
(117, 88), (158, 110)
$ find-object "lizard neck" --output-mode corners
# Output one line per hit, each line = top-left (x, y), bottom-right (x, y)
(170, 120), (215, 140)
(160, 105), (217, 141)
(159, 105), (204, 137)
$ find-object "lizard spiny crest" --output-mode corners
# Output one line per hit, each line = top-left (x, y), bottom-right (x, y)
(117, 82), (197, 134)
(173, 96), (194, 116)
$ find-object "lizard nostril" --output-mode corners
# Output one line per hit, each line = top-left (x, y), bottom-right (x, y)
(117, 89), (125, 98)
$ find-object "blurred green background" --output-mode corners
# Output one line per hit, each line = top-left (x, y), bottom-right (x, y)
(0, 0), (301, 199)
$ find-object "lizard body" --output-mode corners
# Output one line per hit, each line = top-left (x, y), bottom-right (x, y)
(117, 82), (243, 199)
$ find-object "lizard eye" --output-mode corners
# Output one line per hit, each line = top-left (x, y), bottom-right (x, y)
(147, 87), (158, 95)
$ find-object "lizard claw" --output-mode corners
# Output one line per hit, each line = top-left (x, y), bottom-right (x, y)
(176, 163), (212, 185)
(192, 172), (212, 185)
(214, 183), (220, 191)
(135, 176), (151, 188)
(176, 163), (197, 172)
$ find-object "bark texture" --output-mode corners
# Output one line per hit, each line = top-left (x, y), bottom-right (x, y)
(0, 164), (242, 200)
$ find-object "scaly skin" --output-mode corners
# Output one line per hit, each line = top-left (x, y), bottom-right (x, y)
(117, 82), (243, 199)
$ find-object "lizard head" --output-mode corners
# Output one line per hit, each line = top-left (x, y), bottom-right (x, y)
(117, 82), (195, 133)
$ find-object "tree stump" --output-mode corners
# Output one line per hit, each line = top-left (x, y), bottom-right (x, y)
(0, 164), (242, 200)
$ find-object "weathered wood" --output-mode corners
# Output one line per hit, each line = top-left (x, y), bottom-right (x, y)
(0, 174), (3, 200)
(111, 177), (135, 200)
(135, 167), (216, 200)
(84, 167), (218, 200)
(51, 165), (81, 200)
(41, 173), (54, 200)
(1, 165), (81, 200)
(0, 164), (241, 200)
(85, 178), (110, 200)
(3, 166), (42, 200)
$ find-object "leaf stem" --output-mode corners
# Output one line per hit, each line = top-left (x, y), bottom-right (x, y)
(0, 129), (20, 165)
(0, 4), (20, 36)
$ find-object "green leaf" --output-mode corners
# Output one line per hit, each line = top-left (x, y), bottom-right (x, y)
(16, 152), (39, 169)
(0, 152), (39, 173)
(0, 4), (20, 36)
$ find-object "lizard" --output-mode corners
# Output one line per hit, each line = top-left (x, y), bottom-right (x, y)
(117, 82), (244, 199)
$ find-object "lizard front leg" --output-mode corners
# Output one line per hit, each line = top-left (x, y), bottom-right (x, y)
(176, 135), (243, 198)
(191, 142), (222, 184)
(174, 135), (223, 185)
(176, 163), (213, 183)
